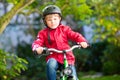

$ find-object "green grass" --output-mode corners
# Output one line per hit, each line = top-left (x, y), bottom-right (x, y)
(79, 75), (120, 80)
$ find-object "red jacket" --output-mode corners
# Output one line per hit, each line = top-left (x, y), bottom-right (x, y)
(32, 24), (87, 65)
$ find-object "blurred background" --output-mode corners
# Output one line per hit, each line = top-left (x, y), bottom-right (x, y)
(0, 0), (120, 80)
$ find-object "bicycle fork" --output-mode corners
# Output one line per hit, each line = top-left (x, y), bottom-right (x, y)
(60, 53), (68, 80)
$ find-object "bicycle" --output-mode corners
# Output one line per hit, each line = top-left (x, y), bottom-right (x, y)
(37, 45), (81, 80)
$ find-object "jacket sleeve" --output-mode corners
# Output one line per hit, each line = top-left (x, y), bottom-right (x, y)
(32, 31), (45, 51)
(64, 26), (87, 42)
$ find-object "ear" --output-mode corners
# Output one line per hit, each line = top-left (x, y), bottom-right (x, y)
(59, 17), (62, 21)
(43, 18), (48, 27)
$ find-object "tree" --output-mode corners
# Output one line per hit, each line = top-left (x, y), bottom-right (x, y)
(0, 0), (93, 34)
(88, 0), (120, 75)
(0, 0), (35, 34)
(88, 0), (120, 46)
(0, 0), (34, 79)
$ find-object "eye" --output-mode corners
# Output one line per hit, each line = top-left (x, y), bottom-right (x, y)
(47, 19), (51, 21)
(54, 18), (57, 20)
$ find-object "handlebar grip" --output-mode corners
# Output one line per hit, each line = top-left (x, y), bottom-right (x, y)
(43, 47), (48, 50)
(33, 50), (38, 55)
(42, 47), (48, 54)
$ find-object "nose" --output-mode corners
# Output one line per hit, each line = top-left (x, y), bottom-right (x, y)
(51, 20), (54, 23)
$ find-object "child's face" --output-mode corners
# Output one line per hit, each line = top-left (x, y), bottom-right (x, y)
(45, 14), (61, 29)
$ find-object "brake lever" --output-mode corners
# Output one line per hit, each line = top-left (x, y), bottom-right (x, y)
(42, 47), (50, 55)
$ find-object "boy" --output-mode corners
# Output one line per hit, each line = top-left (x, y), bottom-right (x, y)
(32, 5), (88, 80)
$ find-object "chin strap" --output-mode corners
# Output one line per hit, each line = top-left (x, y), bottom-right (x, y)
(47, 29), (52, 44)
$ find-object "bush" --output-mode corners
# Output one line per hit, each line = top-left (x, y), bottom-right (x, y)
(0, 49), (28, 80)
(16, 43), (47, 80)
(102, 44), (120, 75)
(102, 61), (120, 75)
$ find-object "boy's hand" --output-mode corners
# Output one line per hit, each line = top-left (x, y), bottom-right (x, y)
(36, 47), (43, 54)
(79, 42), (88, 48)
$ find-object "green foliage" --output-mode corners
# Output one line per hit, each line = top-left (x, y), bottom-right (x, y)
(102, 44), (120, 75)
(87, 1), (120, 74)
(0, 49), (28, 80)
(26, 0), (93, 20)
(74, 41), (120, 75)
(16, 43), (47, 80)
(103, 44), (120, 63)
(6, 0), (24, 4)
(84, 42), (105, 71)
(88, 0), (120, 46)
(55, 0), (93, 20)
(74, 48), (90, 71)
(80, 42), (107, 72)
(103, 61), (120, 75)
(79, 75), (120, 80)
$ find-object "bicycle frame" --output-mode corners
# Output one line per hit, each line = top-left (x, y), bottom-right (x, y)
(58, 51), (71, 80)
(40, 45), (81, 80)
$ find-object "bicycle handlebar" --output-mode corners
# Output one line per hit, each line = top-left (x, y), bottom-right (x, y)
(34, 45), (82, 57)
(43, 45), (81, 53)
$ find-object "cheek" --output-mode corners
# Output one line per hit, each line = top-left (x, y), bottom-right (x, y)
(56, 19), (61, 23)
(46, 21), (51, 25)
